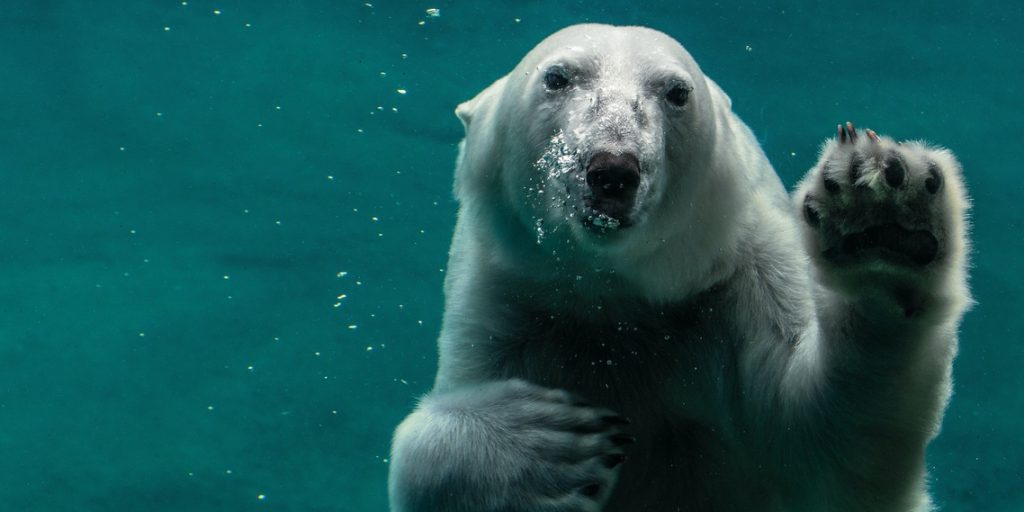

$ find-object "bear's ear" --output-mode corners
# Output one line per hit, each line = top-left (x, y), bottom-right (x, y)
(453, 75), (510, 200)
(703, 76), (732, 110)
(455, 75), (509, 132)
(455, 98), (474, 130)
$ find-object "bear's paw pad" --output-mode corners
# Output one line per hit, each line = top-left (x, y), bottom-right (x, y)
(801, 122), (959, 269)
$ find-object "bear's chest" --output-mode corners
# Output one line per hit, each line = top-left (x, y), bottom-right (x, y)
(494, 292), (740, 426)
(493, 298), (772, 510)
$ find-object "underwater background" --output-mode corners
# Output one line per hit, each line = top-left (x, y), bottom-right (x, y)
(1, 1), (1021, 510)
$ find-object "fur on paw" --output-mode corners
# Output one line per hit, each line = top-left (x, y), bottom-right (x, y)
(796, 122), (968, 278)
(431, 379), (633, 511)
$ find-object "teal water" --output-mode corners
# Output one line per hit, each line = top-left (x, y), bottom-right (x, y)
(1, 1), (1021, 510)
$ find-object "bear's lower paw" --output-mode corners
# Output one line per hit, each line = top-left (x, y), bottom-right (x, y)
(412, 379), (633, 512)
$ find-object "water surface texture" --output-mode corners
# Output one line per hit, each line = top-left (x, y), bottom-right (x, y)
(1, 1), (1021, 510)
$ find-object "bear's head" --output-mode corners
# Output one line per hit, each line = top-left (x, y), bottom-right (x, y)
(453, 24), (747, 301)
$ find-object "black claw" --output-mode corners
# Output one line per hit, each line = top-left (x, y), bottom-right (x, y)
(845, 121), (858, 143)
(603, 453), (627, 469)
(803, 200), (820, 227)
(926, 163), (943, 194)
(837, 123), (846, 143)
(579, 483), (602, 497)
(883, 155), (906, 188)
(849, 153), (865, 184)
(601, 415), (631, 426)
(610, 434), (637, 446)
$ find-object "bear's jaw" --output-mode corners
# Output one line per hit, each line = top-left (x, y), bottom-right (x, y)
(581, 208), (626, 231)
(581, 196), (634, 233)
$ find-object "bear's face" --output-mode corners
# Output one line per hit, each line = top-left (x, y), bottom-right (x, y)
(497, 25), (718, 249)
(456, 25), (740, 300)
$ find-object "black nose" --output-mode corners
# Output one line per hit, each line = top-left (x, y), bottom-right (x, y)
(586, 152), (640, 201)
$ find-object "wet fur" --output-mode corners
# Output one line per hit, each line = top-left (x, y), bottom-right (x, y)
(389, 24), (970, 512)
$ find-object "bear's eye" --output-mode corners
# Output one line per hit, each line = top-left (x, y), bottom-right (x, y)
(665, 84), (690, 107)
(543, 68), (571, 91)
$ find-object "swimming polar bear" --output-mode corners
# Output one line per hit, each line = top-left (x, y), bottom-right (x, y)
(388, 24), (970, 512)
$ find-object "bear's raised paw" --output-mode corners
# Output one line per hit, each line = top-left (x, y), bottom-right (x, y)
(798, 122), (966, 275)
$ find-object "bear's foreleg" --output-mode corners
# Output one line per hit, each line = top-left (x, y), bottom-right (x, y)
(781, 122), (970, 510)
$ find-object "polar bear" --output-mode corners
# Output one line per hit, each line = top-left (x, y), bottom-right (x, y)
(388, 24), (970, 512)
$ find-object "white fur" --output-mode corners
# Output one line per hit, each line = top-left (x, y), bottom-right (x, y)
(389, 24), (970, 512)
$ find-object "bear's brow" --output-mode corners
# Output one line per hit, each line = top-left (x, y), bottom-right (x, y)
(540, 53), (601, 75)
